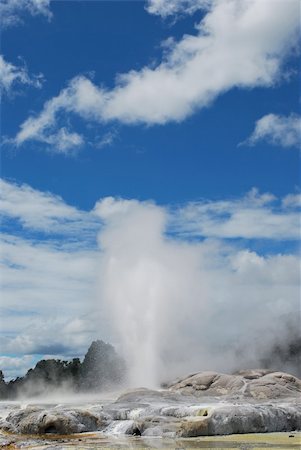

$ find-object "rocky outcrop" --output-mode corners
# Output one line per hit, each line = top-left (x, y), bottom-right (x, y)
(168, 370), (301, 400)
(1, 370), (300, 437)
(0, 406), (108, 434)
(177, 403), (301, 437)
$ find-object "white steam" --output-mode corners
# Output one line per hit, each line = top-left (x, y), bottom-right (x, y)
(95, 198), (205, 387)
(94, 198), (300, 387)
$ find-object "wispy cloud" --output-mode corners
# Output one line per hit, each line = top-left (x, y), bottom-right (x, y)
(24, 127), (84, 154)
(95, 129), (118, 150)
(0, 179), (100, 239)
(0, 0), (52, 28)
(242, 113), (301, 149)
(11, 0), (299, 151)
(282, 193), (301, 208)
(0, 55), (43, 96)
(146, 0), (211, 18)
(171, 188), (300, 240)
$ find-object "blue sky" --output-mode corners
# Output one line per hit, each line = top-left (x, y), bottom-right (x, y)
(0, 0), (300, 381)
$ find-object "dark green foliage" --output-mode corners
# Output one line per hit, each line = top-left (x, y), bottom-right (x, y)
(28, 359), (69, 384)
(0, 341), (126, 399)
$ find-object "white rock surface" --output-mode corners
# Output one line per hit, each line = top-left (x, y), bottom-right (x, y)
(0, 370), (300, 437)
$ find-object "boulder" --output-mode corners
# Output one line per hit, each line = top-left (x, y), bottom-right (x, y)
(177, 403), (301, 437)
(0, 406), (107, 434)
(169, 370), (301, 399)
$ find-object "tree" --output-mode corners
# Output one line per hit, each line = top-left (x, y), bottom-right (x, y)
(66, 358), (82, 387)
(0, 370), (7, 399)
(0, 340), (126, 398)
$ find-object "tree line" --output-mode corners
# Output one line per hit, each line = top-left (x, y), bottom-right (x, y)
(0, 340), (126, 399)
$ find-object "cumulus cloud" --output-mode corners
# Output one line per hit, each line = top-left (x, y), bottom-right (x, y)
(1, 180), (300, 381)
(12, 0), (299, 150)
(244, 113), (301, 149)
(0, 55), (43, 96)
(0, 0), (52, 28)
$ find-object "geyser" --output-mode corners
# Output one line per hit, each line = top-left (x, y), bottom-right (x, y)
(94, 197), (300, 388)
(95, 197), (205, 387)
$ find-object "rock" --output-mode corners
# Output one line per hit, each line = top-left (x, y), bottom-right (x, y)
(233, 369), (273, 379)
(246, 372), (301, 399)
(177, 403), (301, 437)
(0, 406), (107, 434)
(115, 387), (180, 403)
(169, 370), (301, 399)
(1, 370), (300, 437)
(168, 371), (244, 397)
(178, 416), (209, 437)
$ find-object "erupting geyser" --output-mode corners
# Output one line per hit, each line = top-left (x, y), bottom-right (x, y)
(95, 197), (205, 388)
(94, 196), (301, 388)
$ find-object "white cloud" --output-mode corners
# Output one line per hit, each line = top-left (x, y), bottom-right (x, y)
(95, 129), (118, 150)
(244, 113), (301, 149)
(282, 193), (301, 208)
(0, 232), (100, 358)
(171, 188), (300, 240)
(0, 55), (43, 95)
(13, 0), (299, 149)
(0, 355), (35, 380)
(1, 181), (300, 381)
(146, 0), (211, 18)
(0, 180), (102, 377)
(0, 178), (100, 236)
(34, 127), (84, 153)
(0, 0), (52, 28)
